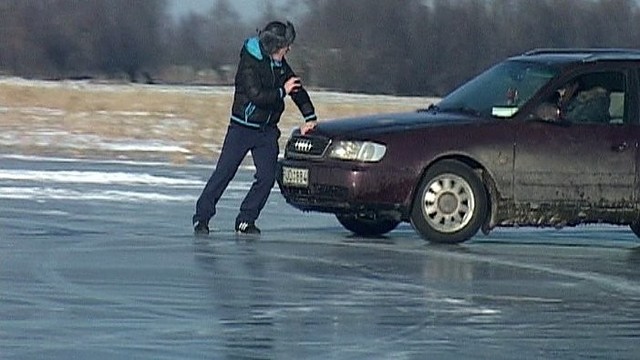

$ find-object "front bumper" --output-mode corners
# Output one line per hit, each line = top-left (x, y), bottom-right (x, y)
(276, 159), (411, 218)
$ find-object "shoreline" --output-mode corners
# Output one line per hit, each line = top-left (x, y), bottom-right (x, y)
(0, 77), (438, 164)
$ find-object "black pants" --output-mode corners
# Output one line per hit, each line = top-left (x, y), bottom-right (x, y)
(193, 123), (280, 227)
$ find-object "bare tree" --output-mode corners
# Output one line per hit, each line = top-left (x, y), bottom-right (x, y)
(170, 13), (211, 68)
(209, 0), (248, 71)
(89, 0), (167, 81)
(3, 0), (640, 93)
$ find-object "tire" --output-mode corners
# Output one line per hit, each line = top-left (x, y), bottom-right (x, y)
(336, 214), (400, 237)
(410, 160), (488, 244)
(630, 222), (640, 238)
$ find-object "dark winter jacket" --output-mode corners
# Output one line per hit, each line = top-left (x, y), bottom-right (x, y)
(230, 37), (317, 129)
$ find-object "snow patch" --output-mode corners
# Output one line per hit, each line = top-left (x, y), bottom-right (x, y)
(0, 169), (202, 187)
(0, 187), (194, 202)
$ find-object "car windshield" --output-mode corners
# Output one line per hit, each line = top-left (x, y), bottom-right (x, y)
(436, 60), (559, 118)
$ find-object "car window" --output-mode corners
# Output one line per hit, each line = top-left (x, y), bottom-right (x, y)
(608, 91), (625, 124)
(437, 60), (558, 118)
(554, 71), (626, 124)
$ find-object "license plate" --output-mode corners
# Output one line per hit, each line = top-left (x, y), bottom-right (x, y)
(282, 167), (309, 187)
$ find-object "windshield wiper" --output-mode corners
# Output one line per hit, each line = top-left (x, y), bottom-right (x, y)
(443, 106), (482, 117)
(418, 103), (440, 112)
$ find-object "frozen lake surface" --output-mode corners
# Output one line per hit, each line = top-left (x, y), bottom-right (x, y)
(1, 154), (640, 359)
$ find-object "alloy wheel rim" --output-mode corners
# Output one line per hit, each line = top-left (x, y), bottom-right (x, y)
(422, 173), (475, 233)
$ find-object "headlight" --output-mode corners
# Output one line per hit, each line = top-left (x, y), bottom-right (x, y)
(328, 141), (386, 162)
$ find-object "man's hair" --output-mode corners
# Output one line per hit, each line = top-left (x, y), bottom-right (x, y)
(259, 21), (296, 54)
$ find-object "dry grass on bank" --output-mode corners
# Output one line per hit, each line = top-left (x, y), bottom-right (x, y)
(0, 79), (436, 162)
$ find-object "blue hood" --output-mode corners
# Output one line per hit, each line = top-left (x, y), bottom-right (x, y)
(244, 36), (283, 66)
(244, 37), (264, 60)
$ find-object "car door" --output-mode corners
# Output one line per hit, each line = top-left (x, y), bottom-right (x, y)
(513, 69), (638, 214)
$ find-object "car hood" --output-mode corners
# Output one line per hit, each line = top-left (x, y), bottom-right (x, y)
(313, 110), (484, 138)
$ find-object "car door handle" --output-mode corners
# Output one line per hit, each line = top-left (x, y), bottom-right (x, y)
(611, 141), (629, 152)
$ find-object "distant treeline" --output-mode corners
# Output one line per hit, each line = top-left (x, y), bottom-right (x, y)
(2, 0), (640, 96)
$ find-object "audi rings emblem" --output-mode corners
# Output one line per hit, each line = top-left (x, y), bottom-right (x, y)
(294, 139), (313, 152)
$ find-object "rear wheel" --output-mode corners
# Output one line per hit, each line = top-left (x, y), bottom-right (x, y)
(336, 214), (400, 237)
(410, 160), (488, 244)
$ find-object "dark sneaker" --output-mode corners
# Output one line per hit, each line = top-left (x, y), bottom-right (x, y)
(193, 221), (209, 235)
(235, 221), (261, 235)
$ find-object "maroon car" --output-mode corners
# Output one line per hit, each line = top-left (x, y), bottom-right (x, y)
(277, 49), (640, 243)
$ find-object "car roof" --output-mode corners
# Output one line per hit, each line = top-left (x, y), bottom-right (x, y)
(509, 48), (640, 65)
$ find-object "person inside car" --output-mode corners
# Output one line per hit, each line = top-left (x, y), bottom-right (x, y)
(562, 84), (610, 123)
(535, 80), (610, 123)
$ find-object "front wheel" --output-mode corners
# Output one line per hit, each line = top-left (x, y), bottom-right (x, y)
(336, 214), (400, 237)
(410, 160), (488, 244)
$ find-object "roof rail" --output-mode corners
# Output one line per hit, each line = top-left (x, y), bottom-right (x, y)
(524, 48), (640, 56)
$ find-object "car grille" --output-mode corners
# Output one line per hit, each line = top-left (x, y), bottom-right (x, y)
(281, 184), (350, 207)
(284, 135), (331, 159)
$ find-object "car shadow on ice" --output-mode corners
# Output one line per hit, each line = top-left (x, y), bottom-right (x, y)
(470, 225), (640, 248)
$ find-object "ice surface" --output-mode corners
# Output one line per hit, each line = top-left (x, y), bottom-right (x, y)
(1, 155), (639, 359)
